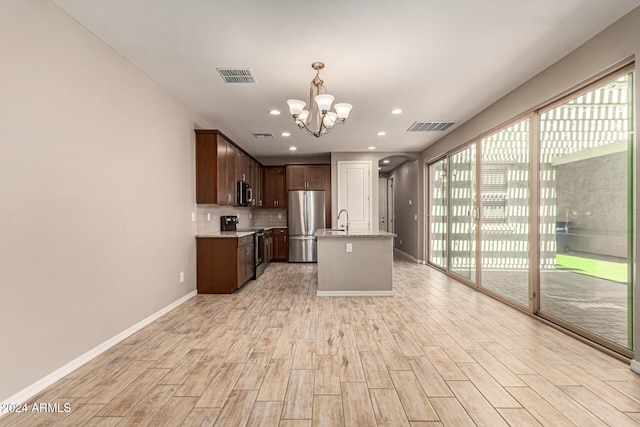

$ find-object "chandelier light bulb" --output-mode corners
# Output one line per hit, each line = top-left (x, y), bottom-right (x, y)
(334, 103), (353, 119)
(287, 99), (306, 116)
(315, 94), (334, 112)
(297, 110), (310, 125)
(323, 112), (339, 129)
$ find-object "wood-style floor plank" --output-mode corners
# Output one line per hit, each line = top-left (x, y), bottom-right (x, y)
(246, 401), (282, 427)
(256, 358), (292, 401)
(359, 351), (394, 388)
(446, 380), (509, 426)
(429, 397), (475, 426)
(369, 388), (410, 426)
(457, 362), (521, 408)
(312, 395), (344, 427)
(519, 374), (608, 426)
(212, 389), (257, 427)
(389, 370), (439, 422)
(558, 385), (640, 427)
(4, 259), (639, 427)
(282, 369), (314, 420)
(497, 408), (544, 427)
(340, 382), (377, 427)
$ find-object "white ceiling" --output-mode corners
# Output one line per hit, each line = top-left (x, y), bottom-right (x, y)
(53, 0), (640, 159)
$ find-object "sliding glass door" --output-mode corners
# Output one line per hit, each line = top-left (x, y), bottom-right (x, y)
(426, 66), (634, 356)
(479, 119), (530, 307)
(428, 159), (447, 269)
(448, 145), (476, 282)
(538, 70), (634, 351)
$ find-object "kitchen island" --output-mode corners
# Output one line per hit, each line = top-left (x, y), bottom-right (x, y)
(315, 229), (396, 296)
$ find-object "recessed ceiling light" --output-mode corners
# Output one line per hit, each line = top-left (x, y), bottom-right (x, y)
(289, 146), (297, 151)
(269, 109), (281, 115)
(383, 159), (390, 164)
(391, 109), (403, 115)
(368, 146), (376, 150)
(281, 132), (290, 137)
(377, 131), (386, 136)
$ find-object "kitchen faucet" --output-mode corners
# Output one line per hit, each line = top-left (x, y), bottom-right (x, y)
(337, 209), (350, 233)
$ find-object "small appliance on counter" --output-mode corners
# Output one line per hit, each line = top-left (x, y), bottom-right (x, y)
(220, 215), (239, 231)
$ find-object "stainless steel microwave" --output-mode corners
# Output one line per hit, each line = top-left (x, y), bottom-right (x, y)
(236, 181), (252, 206)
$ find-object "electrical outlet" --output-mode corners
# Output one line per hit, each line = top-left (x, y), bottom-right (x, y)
(277, 213), (282, 219)
(409, 199), (412, 206)
(249, 212), (252, 219)
(179, 272), (184, 283)
(191, 212), (195, 222)
(400, 239), (403, 245)
(207, 213), (211, 221)
(346, 243), (353, 253)
(414, 214), (418, 221)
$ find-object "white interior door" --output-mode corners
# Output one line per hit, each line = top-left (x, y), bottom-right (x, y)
(337, 161), (371, 231)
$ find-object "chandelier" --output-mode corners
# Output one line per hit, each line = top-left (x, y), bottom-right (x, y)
(287, 62), (353, 137)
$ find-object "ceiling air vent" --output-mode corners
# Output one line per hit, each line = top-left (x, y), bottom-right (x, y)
(252, 133), (274, 139)
(407, 121), (455, 132)
(216, 68), (256, 83)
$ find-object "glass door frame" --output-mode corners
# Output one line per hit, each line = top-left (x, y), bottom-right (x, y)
(534, 65), (634, 357)
(426, 143), (481, 288)
(427, 115), (536, 306)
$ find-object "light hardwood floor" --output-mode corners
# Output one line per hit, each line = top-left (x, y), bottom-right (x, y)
(2, 258), (640, 426)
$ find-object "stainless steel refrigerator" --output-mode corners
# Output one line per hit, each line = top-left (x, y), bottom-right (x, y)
(288, 190), (326, 262)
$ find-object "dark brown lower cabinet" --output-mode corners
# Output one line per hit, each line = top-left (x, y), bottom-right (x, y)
(272, 227), (288, 262)
(196, 235), (254, 293)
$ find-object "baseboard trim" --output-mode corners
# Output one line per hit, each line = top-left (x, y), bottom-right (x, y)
(393, 248), (422, 264)
(317, 290), (394, 297)
(1, 290), (197, 415)
(631, 360), (640, 375)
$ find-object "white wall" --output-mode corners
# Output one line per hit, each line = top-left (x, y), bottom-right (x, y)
(0, 0), (209, 401)
(420, 7), (640, 364)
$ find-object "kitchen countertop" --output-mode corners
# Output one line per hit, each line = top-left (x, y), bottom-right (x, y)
(196, 231), (255, 238)
(196, 226), (286, 238)
(314, 229), (396, 238)
(254, 226), (287, 230)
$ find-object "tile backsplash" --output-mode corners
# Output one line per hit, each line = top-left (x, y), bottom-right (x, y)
(195, 205), (286, 234)
(252, 209), (287, 227)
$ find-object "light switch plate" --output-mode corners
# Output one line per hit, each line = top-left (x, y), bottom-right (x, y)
(346, 243), (353, 253)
